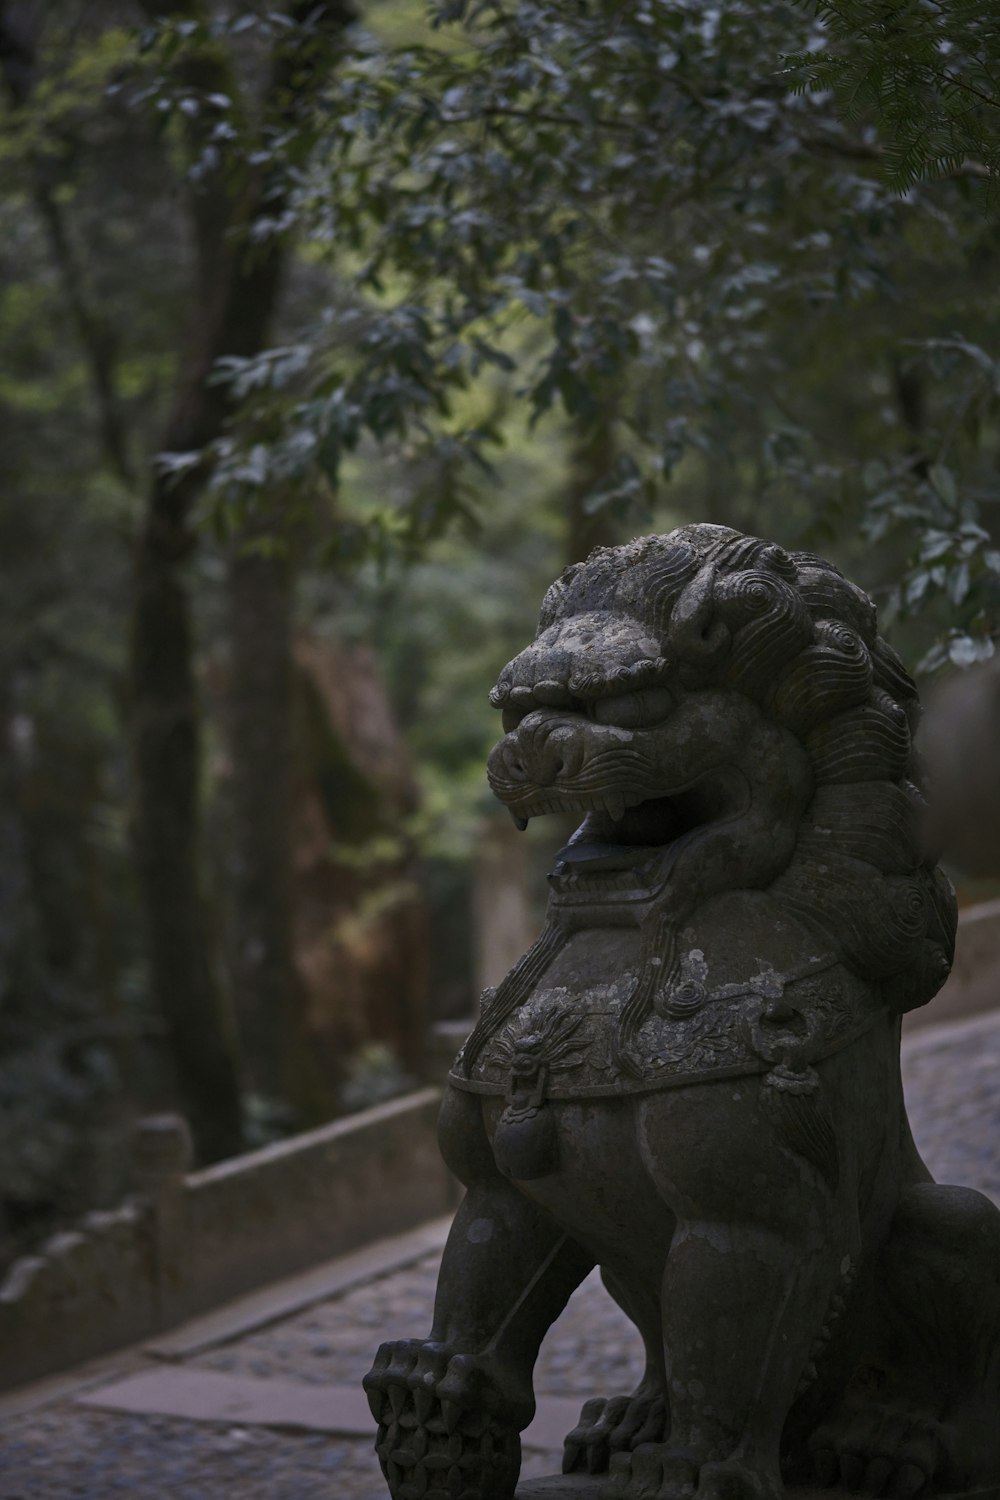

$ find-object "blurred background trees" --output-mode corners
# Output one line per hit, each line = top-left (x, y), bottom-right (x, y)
(0, 0), (998, 1269)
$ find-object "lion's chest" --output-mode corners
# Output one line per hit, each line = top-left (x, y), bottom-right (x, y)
(451, 892), (875, 1104)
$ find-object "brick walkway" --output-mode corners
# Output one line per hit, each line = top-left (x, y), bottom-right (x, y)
(1, 1011), (998, 1500)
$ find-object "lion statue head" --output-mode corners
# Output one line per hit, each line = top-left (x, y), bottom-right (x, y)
(481, 524), (954, 1065)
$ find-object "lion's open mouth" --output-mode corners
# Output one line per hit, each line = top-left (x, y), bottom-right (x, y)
(536, 772), (742, 882)
(554, 789), (708, 870)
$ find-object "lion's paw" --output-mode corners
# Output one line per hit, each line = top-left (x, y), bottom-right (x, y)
(363, 1339), (521, 1500)
(808, 1401), (948, 1497)
(563, 1386), (668, 1474)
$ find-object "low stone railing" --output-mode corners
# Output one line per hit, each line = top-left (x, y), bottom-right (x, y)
(0, 1087), (453, 1391)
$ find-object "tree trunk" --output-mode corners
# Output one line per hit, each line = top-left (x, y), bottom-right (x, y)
(226, 536), (331, 1118)
(566, 411), (619, 563)
(227, 542), (294, 1097)
(130, 494), (245, 1161)
(128, 212), (289, 1160)
(128, 0), (355, 1159)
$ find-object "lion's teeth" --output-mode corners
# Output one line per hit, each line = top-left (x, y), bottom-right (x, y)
(510, 810), (528, 831)
(606, 793), (626, 823)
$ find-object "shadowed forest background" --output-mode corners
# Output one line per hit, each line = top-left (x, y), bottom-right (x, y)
(1, 0), (999, 1272)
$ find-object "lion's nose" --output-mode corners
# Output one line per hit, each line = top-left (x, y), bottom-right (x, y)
(490, 715), (582, 788)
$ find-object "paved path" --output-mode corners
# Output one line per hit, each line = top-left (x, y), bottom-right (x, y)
(1, 1011), (998, 1499)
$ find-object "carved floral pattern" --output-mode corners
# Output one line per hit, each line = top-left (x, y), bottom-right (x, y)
(452, 958), (874, 1100)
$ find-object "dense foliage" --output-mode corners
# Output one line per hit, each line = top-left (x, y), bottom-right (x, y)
(156, 0), (1000, 665)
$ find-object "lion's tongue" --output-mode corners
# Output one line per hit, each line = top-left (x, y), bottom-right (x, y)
(554, 837), (640, 871)
(554, 812), (647, 871)
(554, 798), (687, 869)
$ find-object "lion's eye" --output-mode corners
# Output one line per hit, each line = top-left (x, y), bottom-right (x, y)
(502, 705), (526, 733)
(588, 689), (673, 728)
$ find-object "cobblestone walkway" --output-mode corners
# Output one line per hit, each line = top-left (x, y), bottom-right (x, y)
(1, 1011), (998, 1500)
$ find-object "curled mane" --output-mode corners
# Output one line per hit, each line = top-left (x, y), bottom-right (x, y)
(558, 524), (956, 1015)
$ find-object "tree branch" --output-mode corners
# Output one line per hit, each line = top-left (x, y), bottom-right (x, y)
(154, 0), (358, 464)
(801, 127), (993, 181)
(33, 184), (137, 487)
(941, 68), (1000, 115)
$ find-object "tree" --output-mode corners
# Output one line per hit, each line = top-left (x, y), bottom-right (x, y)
(204, 0), (999, 672)
(0, 0), (361, 1165)
(0, 1), (167, 1253)
(127, 0), (354, 1158)
(786, 1), (1000, 192)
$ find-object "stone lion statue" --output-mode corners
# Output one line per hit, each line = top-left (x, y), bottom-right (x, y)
(365, 525), (1000, 1500)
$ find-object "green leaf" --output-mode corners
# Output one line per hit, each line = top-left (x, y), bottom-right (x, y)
(929, 464), (958, 508)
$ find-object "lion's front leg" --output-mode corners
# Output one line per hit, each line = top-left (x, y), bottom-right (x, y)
(606, 1085), (852, 1500)
(364, 1086), (594, 1500)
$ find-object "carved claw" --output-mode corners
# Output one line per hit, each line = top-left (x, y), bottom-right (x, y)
(563, 1396), (605, 1473)
(562, 1389), (668, 1476)
(412, 1385), (434, 1423)
(614, 1394), (667, 1452)
(591, 1395), (627, 1472)
(437, 1351), (496, 1412)
(807, 1402), (944, 1499)
(441, 1397), (462, 1434)
(363, 1340), (523, 1500)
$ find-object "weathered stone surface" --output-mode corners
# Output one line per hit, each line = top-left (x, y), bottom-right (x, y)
(366, 526), (1000, 1500)
(516, 1477), (610, 1497)
(516, 1481), (1000, 1500)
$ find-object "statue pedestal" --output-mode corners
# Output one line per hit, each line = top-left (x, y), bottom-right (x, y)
(515, 1480), (1000, 1500)
(516, 1478), (599, 1498)
(516, 1477), (603, 1497)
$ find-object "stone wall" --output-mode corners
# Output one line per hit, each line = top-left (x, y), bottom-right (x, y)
(0, 1088), (452, 1392)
